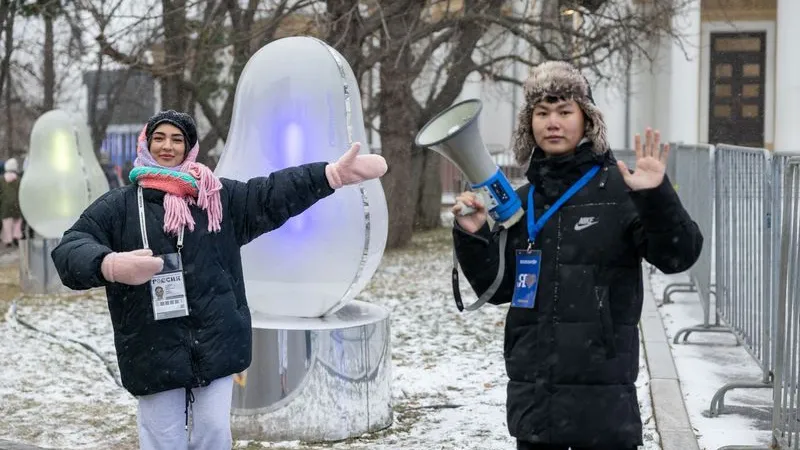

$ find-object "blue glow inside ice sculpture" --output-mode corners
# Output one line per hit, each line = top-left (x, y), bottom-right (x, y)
(215, 36), (389, 319)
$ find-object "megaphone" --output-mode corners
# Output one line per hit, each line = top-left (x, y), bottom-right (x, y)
(415, 99), (524, 228)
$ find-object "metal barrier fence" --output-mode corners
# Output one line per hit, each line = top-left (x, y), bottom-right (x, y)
(663, 144), (738, 343)
(707, 145), (775, 417)
(657, 147), (800, 450)
(771, 157), (800, 450)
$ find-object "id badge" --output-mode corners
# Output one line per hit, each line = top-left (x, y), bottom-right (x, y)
(150, 253), (189, 320)
(511, 250), (542, 309)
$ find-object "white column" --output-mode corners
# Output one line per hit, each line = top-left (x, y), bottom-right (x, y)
(668, 0), (701, 144)
(591, 76), (627, 149)
(774, 0), (800, 152)
(628, 46), (657, 146)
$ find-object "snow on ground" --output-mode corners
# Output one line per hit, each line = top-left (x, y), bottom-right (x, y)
(649, 270), (773, 450)
(1, 227), (659, 450)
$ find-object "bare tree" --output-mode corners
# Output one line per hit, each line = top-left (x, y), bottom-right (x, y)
(362, 0), (689, 247)
(96, 0), (318, 165)
(0, 0), (16, 102)
(0, 0), (18, 158)
(71, 0), (152, 153)
(91, 0), (692, 249)
(16, 0), (63, 111)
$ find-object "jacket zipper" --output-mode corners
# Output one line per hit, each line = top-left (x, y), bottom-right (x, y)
(597, 293), (617, 359)
(187, 328), (202, 384)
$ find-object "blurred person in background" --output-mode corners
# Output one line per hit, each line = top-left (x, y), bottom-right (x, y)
(0, 157), (23, 248)
(99, 152), (125, 189)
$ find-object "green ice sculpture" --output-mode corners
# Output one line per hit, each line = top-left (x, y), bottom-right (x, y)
(19, 110), (110, 239)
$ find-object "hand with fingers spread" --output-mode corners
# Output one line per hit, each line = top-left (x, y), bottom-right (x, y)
(617, 127), (670, 191)
(452, 191), (488, 234)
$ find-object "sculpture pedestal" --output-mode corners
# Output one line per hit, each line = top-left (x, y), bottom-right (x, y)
(19, 236), (70, 296)
(231, 300), (392, 442)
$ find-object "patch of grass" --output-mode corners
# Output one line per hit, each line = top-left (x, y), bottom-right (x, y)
(0, 260), (20, 322)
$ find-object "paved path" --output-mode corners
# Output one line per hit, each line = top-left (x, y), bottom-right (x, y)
(639, 266), (701, 450)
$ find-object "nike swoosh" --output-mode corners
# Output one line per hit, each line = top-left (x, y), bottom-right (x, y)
(574, 221), (599, 231)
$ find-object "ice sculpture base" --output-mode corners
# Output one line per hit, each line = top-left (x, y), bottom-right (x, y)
(19, 237), (71, 296)
(231, 300), (393, 442)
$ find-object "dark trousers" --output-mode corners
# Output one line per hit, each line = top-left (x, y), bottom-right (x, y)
(516, 441), (639, 450)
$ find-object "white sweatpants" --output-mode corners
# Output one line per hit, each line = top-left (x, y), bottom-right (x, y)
(137, 375), (233, 450)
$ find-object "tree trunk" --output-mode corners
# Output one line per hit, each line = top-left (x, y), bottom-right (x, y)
(325, 0), (364, 81)
(378, 3), (420, 249)
(5, 69), (13, 158)
(378, 110), (415, 249)
(0, 0), (13, 103)
(197, 127), (219, 168)
(42, 8), (54, 111)
(161, 0), (188, 110)
(410, 0), (505, 233)
(413, 150), (444, 230)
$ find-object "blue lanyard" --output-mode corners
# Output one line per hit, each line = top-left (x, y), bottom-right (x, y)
(527, 165), (601, 245)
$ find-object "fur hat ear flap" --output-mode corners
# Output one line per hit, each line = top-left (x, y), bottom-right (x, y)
(512, 101), (536, 166)
(577, 100), (609, 155)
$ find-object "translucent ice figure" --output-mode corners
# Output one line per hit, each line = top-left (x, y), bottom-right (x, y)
(19, 110), (110, 239)
(215, 36), (389, 319)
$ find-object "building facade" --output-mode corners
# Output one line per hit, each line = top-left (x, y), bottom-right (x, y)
(457, 0), (791, 157)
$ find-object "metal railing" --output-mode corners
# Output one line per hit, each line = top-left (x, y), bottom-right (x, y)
(663, 144), (738, 343)
(771, 157), (800, 450)
(657, 147), (800, 450)
(707, 145), (775, 417)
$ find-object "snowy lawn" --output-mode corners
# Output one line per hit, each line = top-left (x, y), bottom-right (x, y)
(0, 228), (659, 450)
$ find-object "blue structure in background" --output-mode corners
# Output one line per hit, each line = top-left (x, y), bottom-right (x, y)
(100, 128), (139, 167)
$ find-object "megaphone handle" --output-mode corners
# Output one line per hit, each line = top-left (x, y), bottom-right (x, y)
(455, 200), (476, 216)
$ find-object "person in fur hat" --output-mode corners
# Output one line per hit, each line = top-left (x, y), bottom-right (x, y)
(52, 110), (387, 449)
(452, 61), (703, 449)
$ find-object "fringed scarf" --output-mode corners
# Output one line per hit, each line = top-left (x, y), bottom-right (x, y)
(130, 126), (223, 236)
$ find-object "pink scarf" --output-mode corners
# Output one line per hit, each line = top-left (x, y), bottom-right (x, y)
(134, 126), (223, 236)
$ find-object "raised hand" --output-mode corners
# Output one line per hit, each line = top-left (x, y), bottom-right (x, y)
(617, 128), (669, 191)
(325, 142), (388, 189)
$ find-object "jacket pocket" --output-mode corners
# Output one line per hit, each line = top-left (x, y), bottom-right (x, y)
(595, 286), (617, 359)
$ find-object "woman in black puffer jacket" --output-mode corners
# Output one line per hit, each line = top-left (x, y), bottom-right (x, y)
(51, 110), (387, 450)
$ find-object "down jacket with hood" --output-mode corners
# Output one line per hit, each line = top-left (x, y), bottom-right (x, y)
(51, 162), (334, 396)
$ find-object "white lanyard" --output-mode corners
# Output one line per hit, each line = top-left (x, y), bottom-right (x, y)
(137, 187), (184, 253)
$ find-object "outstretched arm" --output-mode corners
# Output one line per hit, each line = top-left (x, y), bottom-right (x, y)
(225, 142), (387, 246)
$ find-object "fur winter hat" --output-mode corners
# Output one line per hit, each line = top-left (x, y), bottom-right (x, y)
(145, 110), (198, 151)
(511, 61), (609, 165)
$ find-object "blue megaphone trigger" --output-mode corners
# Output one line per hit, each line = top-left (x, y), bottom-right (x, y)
(472, 167), (522, 223)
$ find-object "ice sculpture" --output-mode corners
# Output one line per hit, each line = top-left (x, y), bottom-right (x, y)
(215, 36), (389, 318)
(19, 110), (110, 238)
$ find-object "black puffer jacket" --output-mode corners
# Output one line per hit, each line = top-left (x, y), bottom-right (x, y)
(453, 144), (702, 448)
(52, 163), (333, 396)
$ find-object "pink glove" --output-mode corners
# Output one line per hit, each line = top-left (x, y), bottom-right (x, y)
(325, 142), (388, 189)
(101, 249), (164, 285)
